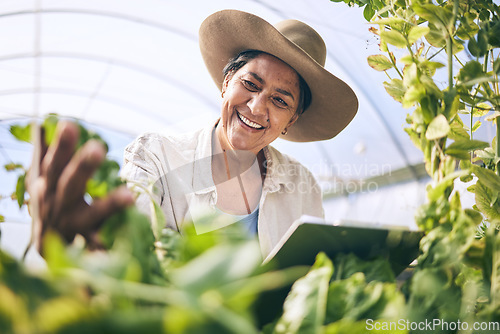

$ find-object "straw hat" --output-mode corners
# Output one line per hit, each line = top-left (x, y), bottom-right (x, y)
(199, 9), (358, 142)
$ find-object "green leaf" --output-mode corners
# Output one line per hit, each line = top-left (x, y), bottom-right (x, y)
(408, 25), (430, 44)
(86, 159), (122, 199)
(426, 115), (450, 140)
(456, 20), (479, 41)
(471, 120), (481, 132)
(487, 19), (500, 47)
(333, 253), (395, 283)
(0, 214), (4, 223)
(448, 119), (469, 141)
(475, 180), (500, 221)
(474, 147), (496, 161)
(457, 61), (487, 85)
(427, 171), (469, 202)
(4, 163), (24, 172)
(472, 165), (500, 191)
(99, 207), (160, 283)
(170, 240), (262, 294)
(413, 3), (454, 31)
(380, 30), (407, 48)
(445, 149), (470, 160)
(363, 4), (375, 21)
(367, 55), (393, 71)
(325, 272), (405, 323)
(15, 173), (26, 208)
(274, 253), (333, 334)
(446, 139), (489, 152)
(467, 29), (488, 57)
(399, 54), (413, 65)
(425, 23), (446, 48)
(420, 75), (442, 97)
(9, 124), (31, 143)
(403, 84), (426, 108)
(43, 231), (76, 271)
(383, 79), (406, 103)
(371, 17), (406, 25)
(472, 103), (492, 117)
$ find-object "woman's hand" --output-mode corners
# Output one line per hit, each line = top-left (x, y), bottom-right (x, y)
(27, 121), (134, 252)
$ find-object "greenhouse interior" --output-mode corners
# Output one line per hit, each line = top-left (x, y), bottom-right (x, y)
(0, 0), (499, 333)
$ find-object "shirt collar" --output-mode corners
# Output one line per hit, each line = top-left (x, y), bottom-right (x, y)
(192, 120), (218, 195)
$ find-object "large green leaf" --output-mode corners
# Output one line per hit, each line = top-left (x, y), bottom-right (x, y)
(425, 115), (450, 140)
(274, 253), (333, 334)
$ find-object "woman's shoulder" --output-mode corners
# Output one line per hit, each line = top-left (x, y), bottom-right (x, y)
(125, 126), (209, 155)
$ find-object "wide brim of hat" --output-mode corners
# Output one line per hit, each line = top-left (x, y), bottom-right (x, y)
(199, 10), (358, 142)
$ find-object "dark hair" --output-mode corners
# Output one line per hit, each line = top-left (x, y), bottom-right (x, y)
(223, 50), (312, 116)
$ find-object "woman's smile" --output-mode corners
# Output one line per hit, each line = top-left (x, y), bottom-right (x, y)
(236, 111), (265, 130)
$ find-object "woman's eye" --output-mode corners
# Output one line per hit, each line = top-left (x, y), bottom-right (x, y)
(273, 97), (288, 108)
(243, 80), (258, 90)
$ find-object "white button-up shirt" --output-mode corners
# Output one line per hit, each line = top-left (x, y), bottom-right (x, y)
(120, 121), (324, 258)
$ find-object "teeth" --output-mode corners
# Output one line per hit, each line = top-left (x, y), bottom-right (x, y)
(238, 112), (264, 129)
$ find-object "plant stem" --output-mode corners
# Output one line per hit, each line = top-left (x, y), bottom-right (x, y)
(497, 116), (500, 176)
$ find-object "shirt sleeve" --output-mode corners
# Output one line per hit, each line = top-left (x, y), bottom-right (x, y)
(120, 134), (179, 231)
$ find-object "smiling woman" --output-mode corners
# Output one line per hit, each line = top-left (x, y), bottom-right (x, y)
(28, 9), (358, 258)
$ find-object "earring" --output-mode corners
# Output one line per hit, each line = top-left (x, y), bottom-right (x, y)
(221, 91), (225, 98)
(281, 128), (288, 135)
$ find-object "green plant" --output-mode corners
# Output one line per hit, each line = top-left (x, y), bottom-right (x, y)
(332, 0), (500, 329)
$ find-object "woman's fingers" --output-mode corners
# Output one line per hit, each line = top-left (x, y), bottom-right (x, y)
(55, 139), (106, 211)
(58, 186), (134, 239)
(41, 122), (80, 193)
(82, 186), (135, 231)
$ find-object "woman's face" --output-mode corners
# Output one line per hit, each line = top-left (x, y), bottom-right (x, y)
(217, 53), (300, 155)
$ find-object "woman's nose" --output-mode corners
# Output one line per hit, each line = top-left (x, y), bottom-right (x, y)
(248, 94), (267, 116)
